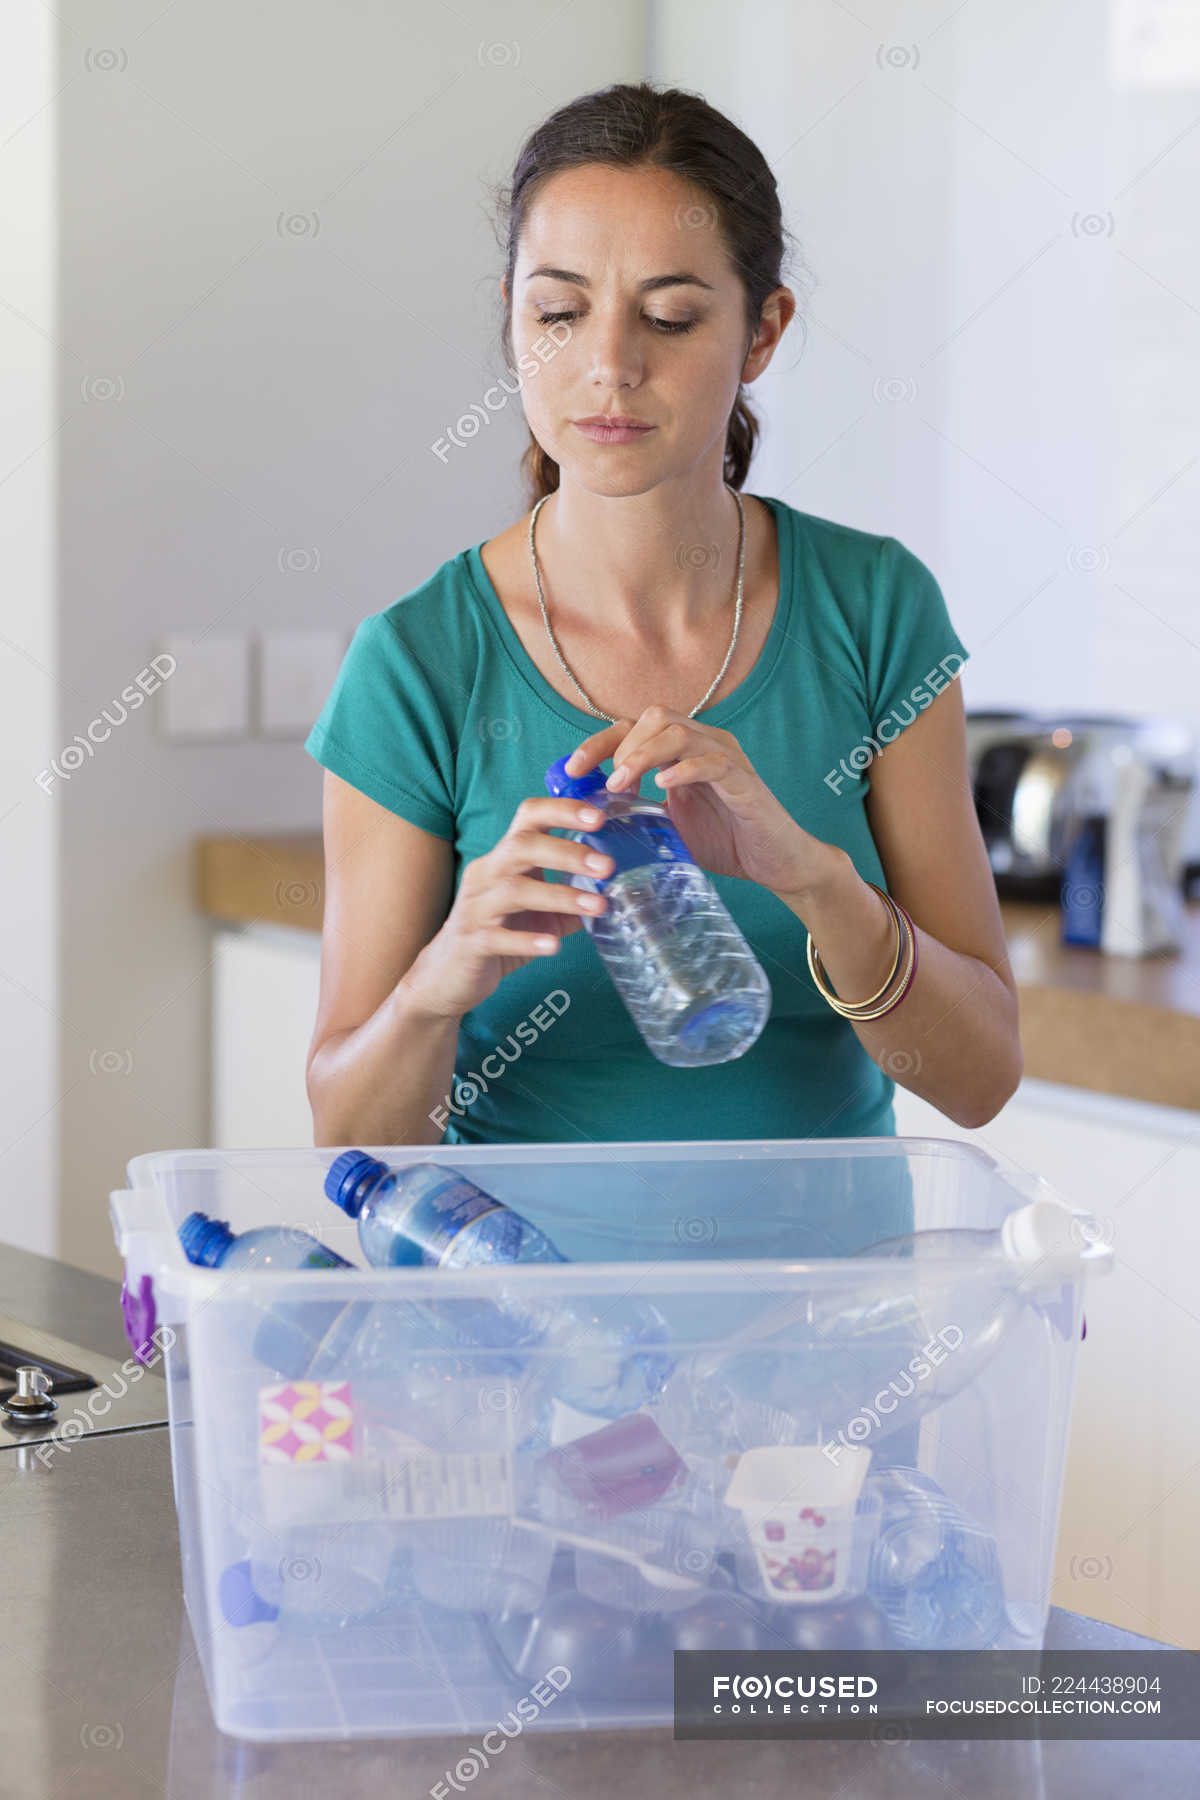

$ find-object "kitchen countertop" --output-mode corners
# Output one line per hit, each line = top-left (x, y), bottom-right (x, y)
(197, 832), (1200, 1110)
(2, 1241), (1197, 1799)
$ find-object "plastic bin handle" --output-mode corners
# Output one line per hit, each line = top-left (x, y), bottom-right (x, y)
(109, 1188), (164, 1257)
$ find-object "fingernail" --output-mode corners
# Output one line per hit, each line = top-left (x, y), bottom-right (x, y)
(607, 764), (629, 789)
(564, 751), (581, 772)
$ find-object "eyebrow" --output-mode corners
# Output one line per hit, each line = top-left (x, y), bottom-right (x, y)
(523, 266), (716, 293)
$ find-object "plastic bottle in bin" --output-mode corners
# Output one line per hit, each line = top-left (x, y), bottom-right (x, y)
(866, 1467), (1007, 1648)
(692, 1200), (1093, 1448)
(863, 1199), (1095, 1268)
(543, 753), (771, 1068)
(324, 1154), (675, 1417)
(178, 1211), (370, 1380)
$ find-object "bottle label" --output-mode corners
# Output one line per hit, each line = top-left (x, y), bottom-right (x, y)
(578, 809), (697, 886)
(400, 1170), (509, 1264)
(299, 1246), (350, 1269)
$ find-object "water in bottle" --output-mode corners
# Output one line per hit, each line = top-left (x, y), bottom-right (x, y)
(544, 753), (771, 1067)
(324, 1153), (674, 1417)
(178, 1211), (370, 1380)
(866, 1467), (1007, 1648)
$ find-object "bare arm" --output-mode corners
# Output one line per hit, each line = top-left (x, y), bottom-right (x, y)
(306, 771), (460, 1148)
(775, 678), (1023, 1129)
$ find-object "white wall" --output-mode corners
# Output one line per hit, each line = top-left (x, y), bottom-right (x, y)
(0, 6), (58, 1259)
(5, 2), (649, 1277)
(651, 0), (1200, 856)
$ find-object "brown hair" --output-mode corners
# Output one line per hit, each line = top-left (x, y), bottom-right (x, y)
(491, 81), (810, 509)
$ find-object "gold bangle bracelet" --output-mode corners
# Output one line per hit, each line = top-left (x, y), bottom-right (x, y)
(833, 907), (916, 1020)
(805, 881), (901, 1013)
(812, 899), (914, 1020)
(807, 883), (913, 1019)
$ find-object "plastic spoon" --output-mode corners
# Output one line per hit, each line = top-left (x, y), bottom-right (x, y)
(509, 1515), (702, 1591)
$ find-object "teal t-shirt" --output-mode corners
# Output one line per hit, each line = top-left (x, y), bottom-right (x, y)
(305, 493), (968, 1150)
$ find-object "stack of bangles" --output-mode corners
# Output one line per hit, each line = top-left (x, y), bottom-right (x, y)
(806, 881), (920, 1022)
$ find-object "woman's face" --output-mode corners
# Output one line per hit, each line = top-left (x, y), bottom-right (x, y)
(507, 162), (785, 495)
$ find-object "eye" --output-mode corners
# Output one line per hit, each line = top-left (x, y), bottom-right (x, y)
(534, 309), (697, 336)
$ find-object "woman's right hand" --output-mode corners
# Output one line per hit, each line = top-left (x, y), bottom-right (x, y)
(405, 795), (615, 1021)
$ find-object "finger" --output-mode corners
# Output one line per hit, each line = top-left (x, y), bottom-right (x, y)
(654, 750), (731, 788)
(480, 926), (566, 957)
(563, 719), (635, 778)
(607, 718), (692, 790)
(486, 873), (609, 920)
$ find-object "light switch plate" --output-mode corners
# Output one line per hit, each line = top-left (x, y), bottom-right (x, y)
(258, 627), (347, 738)
(158, 632), (251, 740)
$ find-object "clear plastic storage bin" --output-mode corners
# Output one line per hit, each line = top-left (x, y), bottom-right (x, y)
(111, 1136), (1111, 1743)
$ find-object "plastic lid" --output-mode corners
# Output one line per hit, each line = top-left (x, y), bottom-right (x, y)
(725, 1444), (873, 1511)
(178, 1210), (234, 1267)
(324, 1151), (386, 1219)
(1000, 1200), (1082, 1262)
(545, 754), (609, 801)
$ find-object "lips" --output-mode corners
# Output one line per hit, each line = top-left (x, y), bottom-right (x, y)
(574, 416), (652, 430)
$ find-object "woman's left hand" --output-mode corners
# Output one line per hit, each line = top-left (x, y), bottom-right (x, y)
(563, 706), (840, 901)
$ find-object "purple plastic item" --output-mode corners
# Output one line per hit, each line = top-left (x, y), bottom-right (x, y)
(120, 1272), (159, 1366)
(1082, 1314), (1087, 1341)
(539, 1412), (686, 1520)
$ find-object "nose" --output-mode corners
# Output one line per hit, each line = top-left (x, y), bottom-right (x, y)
(586, 306), (645, 393)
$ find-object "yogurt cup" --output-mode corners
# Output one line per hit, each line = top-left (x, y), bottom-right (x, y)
(724, 1445), (873, 1604)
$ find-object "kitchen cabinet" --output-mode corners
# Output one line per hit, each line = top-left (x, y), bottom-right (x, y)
(212, 923), (321, 1147)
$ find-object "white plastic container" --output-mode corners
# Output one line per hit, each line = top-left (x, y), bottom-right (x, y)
(111, 1135), (1111, 1743)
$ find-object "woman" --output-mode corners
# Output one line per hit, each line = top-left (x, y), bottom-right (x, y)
(304, 82), (1021, 1154)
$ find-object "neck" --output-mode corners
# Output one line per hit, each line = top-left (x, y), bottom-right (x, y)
(533, 471), (746, 639)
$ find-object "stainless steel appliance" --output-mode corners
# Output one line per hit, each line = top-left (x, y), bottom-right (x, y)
(964, 710), (1195, 951)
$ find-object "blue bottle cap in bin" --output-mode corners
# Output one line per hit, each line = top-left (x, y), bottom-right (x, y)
(325, 1152), (390, 1217)
(179, 1211), (234, 1267)
(219, 1560), (279, 1627)
(545, 754), (609, 801)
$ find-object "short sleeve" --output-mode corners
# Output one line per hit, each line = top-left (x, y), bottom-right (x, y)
(865, 538), (969, 735)
(304, 610), (456, 838)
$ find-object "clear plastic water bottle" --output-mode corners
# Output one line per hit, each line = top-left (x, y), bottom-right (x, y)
(242, 1522), (395, 1632)
(324, 1154), (675, 1417)
(862, 1198), (1094, 1268)
(178, 1211), (370, 1380)
(544, 753), (771, 1067)
(866, 1467), (1007, 1648)
(688, 1200), (1090, 1450)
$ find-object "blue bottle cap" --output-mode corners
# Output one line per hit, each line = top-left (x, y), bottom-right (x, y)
(545, 754), (609, 801)
(178, 1210), (234, 1267)
(218, 1560), (280, 1626)
(324, 1151), (387, 1219)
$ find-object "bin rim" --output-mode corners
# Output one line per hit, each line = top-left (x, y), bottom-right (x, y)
(112, 1132), (1113, 1301)
(124, 1133), (1010, 1182)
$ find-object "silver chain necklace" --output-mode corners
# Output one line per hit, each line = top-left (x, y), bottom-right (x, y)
(527, 482), (747, 723)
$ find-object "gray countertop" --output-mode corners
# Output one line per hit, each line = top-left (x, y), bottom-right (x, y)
(1, 1241), (1196, 1799)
